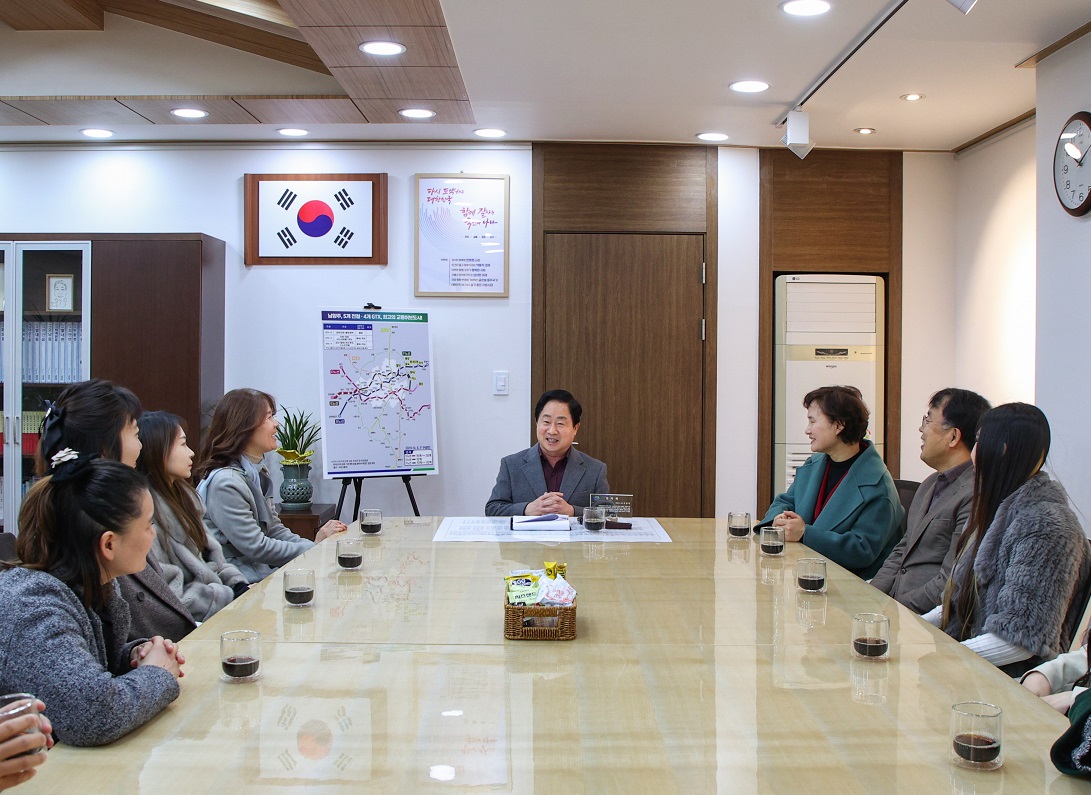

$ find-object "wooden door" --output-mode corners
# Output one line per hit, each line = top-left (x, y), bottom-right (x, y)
(542, 233), (705, 516)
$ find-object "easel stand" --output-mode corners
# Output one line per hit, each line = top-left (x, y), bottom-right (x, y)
(335, 475), (421, 521)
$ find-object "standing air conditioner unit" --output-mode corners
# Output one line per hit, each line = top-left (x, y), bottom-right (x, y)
(774, 274), (885, 495)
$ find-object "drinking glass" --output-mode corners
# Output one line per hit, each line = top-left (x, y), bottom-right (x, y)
(950, 701), (1003, 770)
(0, 694), (43, 756)
(583, 506), (606, 532)
(336, 537), (364, 570)
(796, 558), (827, 593)
(759, 526), (785, 556)
(284, 568), (315, 607)
(727, 511), (751, 538)
(220, 630), (261, 682)
(359, 508), (382, 534)
(851, 613), (890, 660)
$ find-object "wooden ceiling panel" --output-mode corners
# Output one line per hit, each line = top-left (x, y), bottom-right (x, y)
(0, 0), (103, 30)
(115, 98), (260, 124)
(0, 99), (153, 125)
(277, 0), (446, 27)
(232, 97), (367, 123)
(351, 98), (474, 124)
(331, 67), (469, 101)
(0, 103), (49, 126)
(156, 0), (306, 41)
(302, 26), (458, 67)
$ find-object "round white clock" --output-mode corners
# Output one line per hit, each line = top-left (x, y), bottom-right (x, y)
(1054, 111), (1091, 216)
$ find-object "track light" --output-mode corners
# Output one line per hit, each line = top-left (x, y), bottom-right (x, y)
(782, 110), (814, 160)
(945, 0), (977, 14)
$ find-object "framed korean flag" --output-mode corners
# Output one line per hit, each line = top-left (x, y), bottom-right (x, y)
(244, 173), (388, 265)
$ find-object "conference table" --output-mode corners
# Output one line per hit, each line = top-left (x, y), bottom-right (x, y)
(29, 518), (1091, 793)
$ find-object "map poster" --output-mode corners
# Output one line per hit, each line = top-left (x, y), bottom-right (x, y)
(320, 310), (438, 479)
(414, 174), (509, 298)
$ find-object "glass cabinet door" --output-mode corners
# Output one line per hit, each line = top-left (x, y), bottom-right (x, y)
(2, 242), (91, 531)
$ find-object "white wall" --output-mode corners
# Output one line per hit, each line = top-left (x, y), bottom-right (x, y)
(1036, 36), (1091, 523)
(0, 144), (533, 516)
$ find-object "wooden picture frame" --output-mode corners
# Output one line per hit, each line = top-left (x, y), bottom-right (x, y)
(244, 173), (388, 265)
(46, 273), (75, 313)
(415, 174), (509, 297)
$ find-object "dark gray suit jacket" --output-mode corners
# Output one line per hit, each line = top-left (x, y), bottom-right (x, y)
(869, 464), (974, 613)
(485, 444), (609, 516)
(117, 556), (198, 643)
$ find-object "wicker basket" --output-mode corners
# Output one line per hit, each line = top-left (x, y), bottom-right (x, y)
(503, 598), (577, 641)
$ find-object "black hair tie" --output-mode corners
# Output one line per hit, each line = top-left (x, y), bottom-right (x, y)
(40, 402), (68, 460)
(50, 449), (99, 484)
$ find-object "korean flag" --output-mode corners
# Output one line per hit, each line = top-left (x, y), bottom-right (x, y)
(258, 180), (373, 258)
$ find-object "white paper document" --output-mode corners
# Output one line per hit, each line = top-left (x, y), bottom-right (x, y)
(433, 516), (672, 543)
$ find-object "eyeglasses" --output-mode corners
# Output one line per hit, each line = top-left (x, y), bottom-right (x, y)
(921, 414), (951, 429)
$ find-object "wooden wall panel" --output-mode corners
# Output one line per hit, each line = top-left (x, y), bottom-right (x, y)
(757, 149), (903, 512)
(539, 144), (708, 233)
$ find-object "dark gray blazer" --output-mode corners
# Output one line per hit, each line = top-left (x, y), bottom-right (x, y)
(117, 557), (198, 644)
(485, 444), (609, 516)
(869, 464), (975, 613)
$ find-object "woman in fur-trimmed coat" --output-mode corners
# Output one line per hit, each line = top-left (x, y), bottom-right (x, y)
(936, 404), (1090, 677)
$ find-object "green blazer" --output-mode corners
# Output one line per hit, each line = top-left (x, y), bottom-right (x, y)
(759, 440), (903, 579)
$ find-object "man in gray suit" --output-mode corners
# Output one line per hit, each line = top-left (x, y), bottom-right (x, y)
(870, 388), (990, 613)
(486, 389), (609, 516)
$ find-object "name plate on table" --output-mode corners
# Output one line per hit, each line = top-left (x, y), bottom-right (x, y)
(591, 494), (634, 520)
(511, 514), (571, 531)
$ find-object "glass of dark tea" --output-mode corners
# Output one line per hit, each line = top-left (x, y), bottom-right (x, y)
(583, 506), (606, 532)
(0, 693), (44, 755)
(220, 630), (261, 682)
(727, 512), (752, 538)
(759, 526), (784, 556)
(336, 537), (364, 570)
(950, 701), (1002, 770)
(851, 613), (890, 661)
(796, 558), (827, 593)
(284, 568), (316, 607)
(359, 508), (382, 535)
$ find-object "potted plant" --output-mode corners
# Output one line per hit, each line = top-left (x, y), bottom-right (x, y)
(276, 408), (321, 510)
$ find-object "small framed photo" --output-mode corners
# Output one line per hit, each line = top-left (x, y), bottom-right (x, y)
(46, 274), (74, 313)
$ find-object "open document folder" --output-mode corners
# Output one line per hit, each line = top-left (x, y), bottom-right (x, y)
(510, 514), (571, 531)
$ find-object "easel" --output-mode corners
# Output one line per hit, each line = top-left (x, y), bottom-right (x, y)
(335, 474), (421, 520)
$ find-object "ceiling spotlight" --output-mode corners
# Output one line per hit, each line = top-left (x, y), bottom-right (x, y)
(945, 0), (977, 14)
(697, 132), (729, 142)
(399, 108), (437, 119)
(781, 0), (831, 16)
(170, 108), (209, 119)
(474, 128), (507, 138)
(81, 128), (114, 138)
(277, 128), (309, 137)
(854, 127), (876, 135)
(360, 41), (406, 55)
(782, 110), (814, 159)
(899, 93), (925, 102)
(730, 80), (769, 93)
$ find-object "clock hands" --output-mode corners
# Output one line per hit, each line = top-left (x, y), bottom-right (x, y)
(1065, 141), (1086, 166)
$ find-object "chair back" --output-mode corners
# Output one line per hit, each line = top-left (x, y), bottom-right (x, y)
(893, 479), (921, 538)
(0, 532), (16, 562)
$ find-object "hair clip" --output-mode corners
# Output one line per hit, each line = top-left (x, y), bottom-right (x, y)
(50, 448), (79, 469)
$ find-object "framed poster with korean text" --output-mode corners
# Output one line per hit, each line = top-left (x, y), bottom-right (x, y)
(244, 173), (388, 265)
(415, 174), (509, 297)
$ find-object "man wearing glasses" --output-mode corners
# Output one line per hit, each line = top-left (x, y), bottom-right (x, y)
(870, 388), (990, 612)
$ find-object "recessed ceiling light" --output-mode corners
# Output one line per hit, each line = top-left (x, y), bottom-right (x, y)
(399, 108), (437, 119)
(474, 128), (506, 138)
(277, 128), (309, 137)
(900, 93), (925, 102)
(697, 132), (729, 142)
(729, 80), (769, 93)
(81, 128), (114, 138)
(170, 108), (209, 119)
(359, 41), (406, 56)
(781, 0), (831, 16)
(854, 127), (876, 135)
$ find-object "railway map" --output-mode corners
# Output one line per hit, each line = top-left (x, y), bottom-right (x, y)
(320, 310), (438, 478)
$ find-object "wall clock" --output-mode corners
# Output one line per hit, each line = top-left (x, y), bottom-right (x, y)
(1054, 111), (1091, 216)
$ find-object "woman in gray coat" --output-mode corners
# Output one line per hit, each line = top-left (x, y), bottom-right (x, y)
(137, 411), (249, 622)
(0, 456), (183, 746)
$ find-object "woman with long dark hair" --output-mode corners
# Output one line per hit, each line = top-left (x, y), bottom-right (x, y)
(930, 403), (1089, 674)
(137, 411), (249, 622)
(0, 457), (183, 746)
(194, 389), (345, 583)
(37, 380), (196, 642)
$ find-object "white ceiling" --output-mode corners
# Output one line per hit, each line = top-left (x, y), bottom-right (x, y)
(0, 0), (1088, 149)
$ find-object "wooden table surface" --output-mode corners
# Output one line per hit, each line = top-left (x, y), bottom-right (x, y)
(27, 518), (1091, 793)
